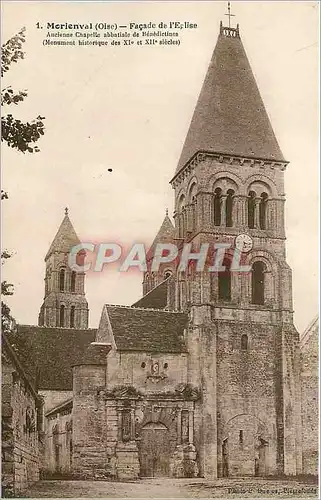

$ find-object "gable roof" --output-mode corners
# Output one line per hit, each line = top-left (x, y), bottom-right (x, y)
(174, 24), (285, 176)
(300, 316), (318, 348)
(10, 325), (96, 390)
(132, 279), (168, 310)
(105, 305), (187, 353)
(2, 333), (40, 401)
(45, 211), (81, 260)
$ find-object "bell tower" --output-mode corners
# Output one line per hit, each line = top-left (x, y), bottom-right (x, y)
(38, 208), (89, 329)
(169, 19), (302, 479)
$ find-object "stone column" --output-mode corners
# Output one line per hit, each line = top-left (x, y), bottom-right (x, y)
(186, 205), (192, 233)
(177, 409), (182, 445)
(236, 195), (247, 228)
(188, 411), (194, 444)
(130, 408), (135, 441)
(173, 211), (179, 238)
(254, 198), (261, 229)
(220, 195), (227, 227)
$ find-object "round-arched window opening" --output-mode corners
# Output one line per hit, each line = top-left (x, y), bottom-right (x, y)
(141, 362), (146, 369)
(164, 363), (168, 369)
(213, 187), (222, 226)
(248, 190), (256, 229)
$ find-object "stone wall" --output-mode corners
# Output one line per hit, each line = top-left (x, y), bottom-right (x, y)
(44, 403), (72, 476)
(40, 390), (73, 413)
(300, 318), (319, 475)
(72, 364), (109, 479)
(2, 359), (41, 497)
(72, 355), (199, 480)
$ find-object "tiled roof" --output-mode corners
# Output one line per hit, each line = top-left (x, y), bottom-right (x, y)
(2, 333), (40, 400)
(10, 325), (96, 390)
(132, 279), (168, 310)
(106, 305), (187, 353)
(72, 342), (112, 366)
(45, 398), (73, 417)
(174, 26), (285, 176)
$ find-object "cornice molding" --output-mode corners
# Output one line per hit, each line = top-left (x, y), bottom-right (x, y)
(170, 151), (288, 188)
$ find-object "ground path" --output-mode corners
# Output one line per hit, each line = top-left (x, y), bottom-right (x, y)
(23, 477), (318, 498)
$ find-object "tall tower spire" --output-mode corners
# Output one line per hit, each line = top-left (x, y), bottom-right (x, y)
(172, 20), (284, 179)
(169, 21), (300, 479)
(38, 209), (89, 329)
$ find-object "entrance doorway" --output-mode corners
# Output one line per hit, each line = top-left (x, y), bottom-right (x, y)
(139, 422), (170, 477)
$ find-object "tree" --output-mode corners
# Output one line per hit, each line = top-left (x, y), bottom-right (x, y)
(1, 250), (14, 334)
(1, 27), (45, 154)
(1, 28), (46, 337)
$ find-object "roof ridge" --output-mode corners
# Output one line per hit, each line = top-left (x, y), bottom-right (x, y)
(105, 303), (186, 314)
(18, 324), (97, 331)
(45, 397), (73, 417)
(132, 277), (169, 303)
(300, 315), (318, 345)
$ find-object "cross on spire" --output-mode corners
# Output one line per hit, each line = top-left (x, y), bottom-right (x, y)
(225, 1), (235, 28)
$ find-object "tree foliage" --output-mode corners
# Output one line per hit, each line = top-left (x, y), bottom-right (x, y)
(1, 28), (46, 336)
(1, 250), (14, 334)
(1, 27), (45, 153)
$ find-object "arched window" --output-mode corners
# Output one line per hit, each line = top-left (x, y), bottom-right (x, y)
(241, 334), (248, 350)
(248, 191), (256, 229)
(70, 306), (75, 328)
(59, 268), (65, 292)
(59, 305), (65, 327)
(213, 188), (222, 226)
(218, 258), (231, 301)
(70, 271), (76, 292)
(252, 261), (265, 305)
(259, 192), (268, 230)
(226, 189), (235, 227)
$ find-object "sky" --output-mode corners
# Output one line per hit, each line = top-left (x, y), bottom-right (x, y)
(1, 1), (319, 333)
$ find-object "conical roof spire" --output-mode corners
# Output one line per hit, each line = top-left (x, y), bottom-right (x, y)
(150, 212), (175, 248)
(147, 212), (175, 262)
(45, 208), (81, 260)
(174, 22), (285, 176)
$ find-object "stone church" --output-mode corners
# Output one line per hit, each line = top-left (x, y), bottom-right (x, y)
(6, 20), (318, 483)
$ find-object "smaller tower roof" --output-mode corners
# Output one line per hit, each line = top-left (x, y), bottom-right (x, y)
(45, 208), (81, 260)
(150, 212), (175, 248)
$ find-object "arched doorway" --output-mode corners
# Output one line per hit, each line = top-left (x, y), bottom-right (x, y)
(139, 422), (170, 477)
(221, 415), (269, 477)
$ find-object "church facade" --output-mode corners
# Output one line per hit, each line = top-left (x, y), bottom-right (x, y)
(8, 21), (318, 482)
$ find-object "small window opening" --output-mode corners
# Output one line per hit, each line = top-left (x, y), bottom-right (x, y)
(241, 334), (248, 351)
